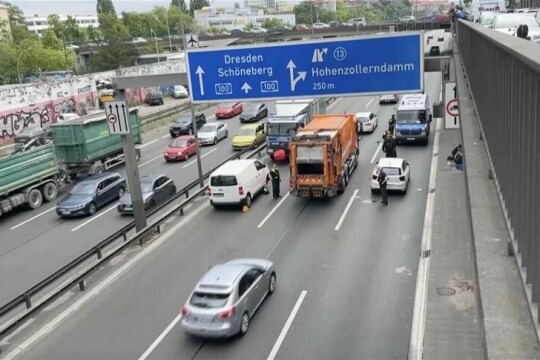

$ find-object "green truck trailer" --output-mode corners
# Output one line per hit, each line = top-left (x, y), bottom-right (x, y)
(0, 144), (67, 216)
(51, 107), (142, 176)
(0, 108), (142, 217)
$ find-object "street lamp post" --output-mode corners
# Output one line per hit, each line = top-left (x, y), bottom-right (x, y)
(61, 32), (69, 71)
(151, 28), (160, 63)
(166, 13), (173, 52)
(16, 47), (32, 84)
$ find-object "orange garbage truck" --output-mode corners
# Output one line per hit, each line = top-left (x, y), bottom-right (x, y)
(289, 114), (359, 198)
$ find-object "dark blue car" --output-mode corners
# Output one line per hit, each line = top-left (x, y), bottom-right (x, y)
(56, 172), (127, 217)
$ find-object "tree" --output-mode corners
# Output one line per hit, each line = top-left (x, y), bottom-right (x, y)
(3, 2), (32, 44)
(189, 0), (209, 15)
(294, 1), (318, 25)
(171, 0), (187, 12)
(97, 0), (116, 17)
(91, 37), (138, 71)
(41, 30), (60, 49)
(85, 25), (102, 42)
(99, 13), (130, 41)
(262, 18), (284, 29)
(167, 6), (194, 35)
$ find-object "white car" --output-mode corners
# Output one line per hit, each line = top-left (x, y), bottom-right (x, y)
(400, 16), (416, 23)
(197, 122), (228, 146)
(312, 22), (330, 29)
(370, 158), (411, 194)
(173, 85), (189, 99)
(355, 112), (379, 133)
(250, 27), (267, 34)
(490, 14), (540, 43)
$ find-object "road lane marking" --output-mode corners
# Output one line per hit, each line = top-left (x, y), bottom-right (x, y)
(334, 189), (359, 231)
(2, 201), (211, 360)
(140, 139), (159, 148)
(267, 290), (307, 360)
(10, 207), (57, 230)
(71, 204), (118, 232)
(370, 142), (383, 164)
(140, 154), (163, 167)
(138, 313), (182, 360)
(182, 148), (217, 168)
(327, 97), (343, 110)
(409, 118), (441, 360)
(257, 192), (290, 228)
(365, 98), (374, 108)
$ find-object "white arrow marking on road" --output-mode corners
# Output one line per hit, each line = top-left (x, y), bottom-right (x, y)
(286, 60), (307, 92)
(241, 82), (252, 94)
(195, 66), (205, 96)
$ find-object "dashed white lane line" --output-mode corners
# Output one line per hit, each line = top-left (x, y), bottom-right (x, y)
(137, 313), (182, 360)
(267, 290), (308, 360)
(2, 201), (210, 360)
(182, 148), (218, 169)
(365, 98), (374, 108)
(370, 142), (383, 164)
(334, 189), (359, 231)
(140, 154), (163, 167)
(71, 204), (118, 232)
(257, 192), (290, 228)
(10, 207), (56, 230)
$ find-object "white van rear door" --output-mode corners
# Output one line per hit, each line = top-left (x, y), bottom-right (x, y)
(210, 175), (239, 202)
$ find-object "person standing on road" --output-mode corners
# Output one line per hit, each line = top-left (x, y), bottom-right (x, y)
(270, 164), (281, 199)
(388, 114), (396, 135)
(383, 134), (398, 158)
(378, 169), (388, 206)
(448, 2), (456, 33)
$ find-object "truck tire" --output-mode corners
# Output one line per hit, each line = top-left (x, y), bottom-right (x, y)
(27, 188), (43, 209)
(42, 182), (58, 202)
(337, 175), (346, 194)
(89, 163), (105, 175)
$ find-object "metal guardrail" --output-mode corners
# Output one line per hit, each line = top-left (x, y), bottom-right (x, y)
(0, 141), (268, 348)
(139, 101), (192, 126)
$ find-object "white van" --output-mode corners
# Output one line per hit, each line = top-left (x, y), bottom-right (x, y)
(470, 0), (505, 22)
(173, 85), (189, 99)
(208, 159), (270, 208)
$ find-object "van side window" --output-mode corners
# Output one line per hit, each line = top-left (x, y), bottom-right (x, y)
(254, 161), (266, 170)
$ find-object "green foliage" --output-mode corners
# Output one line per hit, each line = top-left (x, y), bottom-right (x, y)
(46, 14), (86, 44)
(3, 2), (32, 43)
(189, 0), (209, 15)
(90, 37), (139, 71)
(97, 0), (117, 17)
(171, 0), (188, 12)
(41, 30), (60, 49)
(98, 13), (130, 41)
(262, 18), (284, 29)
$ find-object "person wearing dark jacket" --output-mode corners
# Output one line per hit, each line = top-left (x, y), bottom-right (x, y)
(378, 170), (388, 205)
(270, 164), (281, 199)
(383, 134), (398, 158)
(388, 115), (396, 135)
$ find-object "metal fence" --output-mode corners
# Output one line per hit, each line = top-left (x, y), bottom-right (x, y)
(456, 21), (540, 318)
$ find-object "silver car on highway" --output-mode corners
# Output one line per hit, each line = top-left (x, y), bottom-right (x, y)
(180, 258), (276, 338)
(197, 122), (229, 146)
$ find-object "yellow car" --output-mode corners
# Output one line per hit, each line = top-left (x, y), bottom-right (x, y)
(231, 123), (266, 150)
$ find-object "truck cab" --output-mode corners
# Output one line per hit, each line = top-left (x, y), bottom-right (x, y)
(394, 94), (432, 145)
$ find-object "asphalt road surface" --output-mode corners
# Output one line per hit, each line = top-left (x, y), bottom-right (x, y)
(10, 72), (442, 360)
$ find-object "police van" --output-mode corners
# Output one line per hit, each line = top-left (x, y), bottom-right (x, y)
(394, 94), (432, 144)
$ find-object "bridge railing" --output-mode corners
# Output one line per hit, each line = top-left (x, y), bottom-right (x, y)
(456, 21), (540, 320)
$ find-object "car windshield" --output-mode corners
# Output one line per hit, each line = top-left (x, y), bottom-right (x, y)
(381, 167), (401, 176)
(237, 128), (256, 136)
(244, 104), (259, 113)
(211, 175), (237, 186)
(140, 181), (154, 193)
(175, 117), (191, 124)
(70, 183), (96, 195)
(200, 125), (217, 133)
(493, 16), (539, 28)
(267, 122), (297, 136)
(170, 139), (188, 147)
(356, 116), (371, 123)
(190, 292), (230, 308)
(151, 94), (161, 98)
(218, 103), (233, 109)
(397, 110), (427, 123)
(481, 14), (496, 25)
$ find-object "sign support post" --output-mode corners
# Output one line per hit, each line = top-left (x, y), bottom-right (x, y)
(105, 98), (147, 232)
(180, 12), (204, 189)
(444, 81), (459, 129)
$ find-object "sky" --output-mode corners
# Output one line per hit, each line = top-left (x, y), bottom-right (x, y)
(4, 0), (281, 17)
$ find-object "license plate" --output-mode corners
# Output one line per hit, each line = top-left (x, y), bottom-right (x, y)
(213, 193), (224, 197)
(62, 211), (70, 215)
(407, 137), (415, 141)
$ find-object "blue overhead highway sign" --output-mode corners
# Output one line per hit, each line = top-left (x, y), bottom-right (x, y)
(186, 32), (423, 103)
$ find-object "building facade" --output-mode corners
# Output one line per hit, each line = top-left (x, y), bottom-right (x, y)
(194, 7), (295, 30)
(0, 5), (11, 41)
(25, 15), (99, 35)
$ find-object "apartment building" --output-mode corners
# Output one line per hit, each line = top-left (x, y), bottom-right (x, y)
(0, 5), (11, 41)
(25, 15), (99, 35)
(194, 7), (295, 30)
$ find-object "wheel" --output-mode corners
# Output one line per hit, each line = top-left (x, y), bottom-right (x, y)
(87, 202), (97, 216)
(213, 137), (217, 145)
(89, 163), (105, 175)
(170, 186), (176, 196)
(268, 272), (276, 295)
(225, 130), (228, 138)
(344, 172), (349, 186)
(117, 186), (125, 199)
(42, 182), (58, 202)
(148, 199), (156, 209)
(244, 194), (252, 208)
(184, 153), (189, 161)
(264, 109), (268, 118)
(27, 188), (43, 209)
(239, 312), (250, 337)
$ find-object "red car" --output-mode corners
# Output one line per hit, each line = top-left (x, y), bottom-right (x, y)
(164, 136), (197, 162)
(215, 102), (243, 119)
